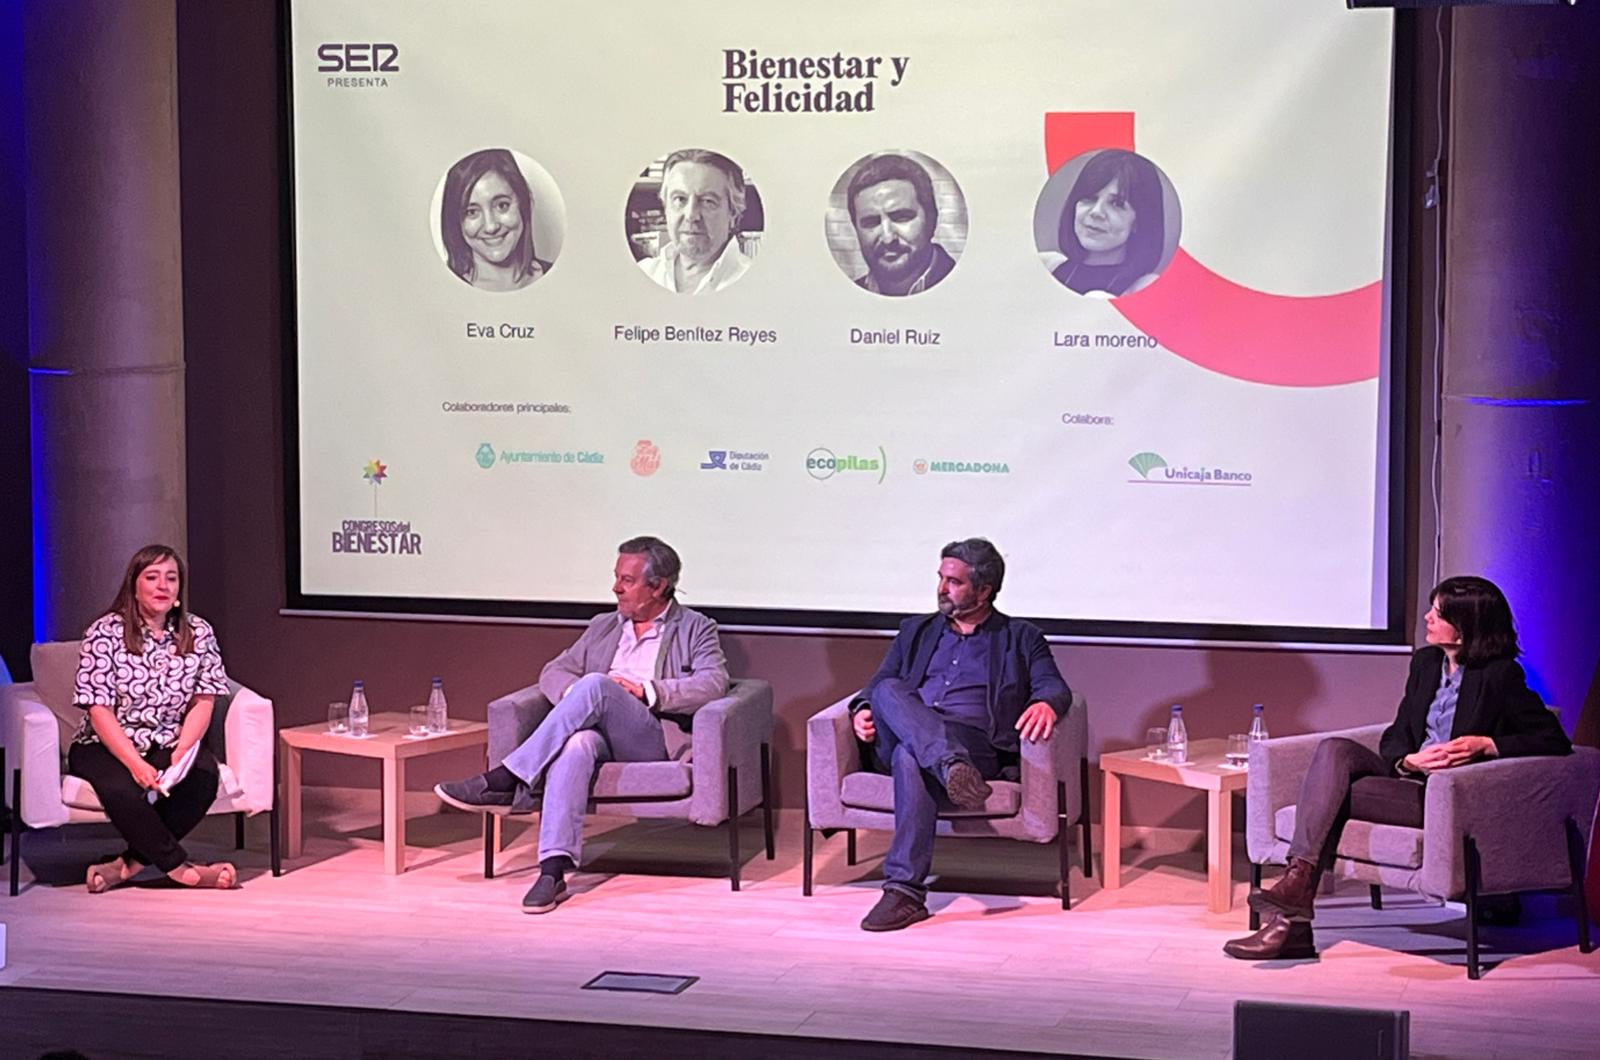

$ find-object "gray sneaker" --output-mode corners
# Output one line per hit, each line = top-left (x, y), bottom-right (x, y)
(521, 873), (569, 914)
(434, 774), (514, 812)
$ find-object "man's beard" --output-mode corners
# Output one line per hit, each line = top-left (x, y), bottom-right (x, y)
(869, 240), (928, 282)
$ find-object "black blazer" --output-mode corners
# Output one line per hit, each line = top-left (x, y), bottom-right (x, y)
(852, 610), (1071, 754)
(1377, 646), (1571, 773)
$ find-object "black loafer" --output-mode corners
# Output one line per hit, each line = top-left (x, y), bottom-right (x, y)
(435, 775), (514, 812)
(521, 873), (569, 914)
(861, 890), (931, 932)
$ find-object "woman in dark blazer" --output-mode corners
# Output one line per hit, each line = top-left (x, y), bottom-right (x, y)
(1225, 575), (1570, 959)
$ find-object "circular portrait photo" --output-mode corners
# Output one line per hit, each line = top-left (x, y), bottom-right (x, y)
(1033, 148), (1181, 298)
(826, 150), (967, 297)
(431, 148), (566, 293)
(625, 148), (764, 295)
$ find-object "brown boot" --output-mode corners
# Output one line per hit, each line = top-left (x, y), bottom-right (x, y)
(1223, 914), (1318, 960)
(1248, 856), (1321, 920)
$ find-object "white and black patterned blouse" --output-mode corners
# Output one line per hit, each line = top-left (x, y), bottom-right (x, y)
(72, 612), (231, 752)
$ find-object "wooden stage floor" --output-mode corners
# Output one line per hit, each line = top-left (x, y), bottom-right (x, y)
(3, 794), (1597, 1059)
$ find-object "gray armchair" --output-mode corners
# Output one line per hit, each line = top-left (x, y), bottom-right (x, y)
(482, 677), (774, 890)
(1246, 723), (1599, 978)
(803, 689), (1091, 908)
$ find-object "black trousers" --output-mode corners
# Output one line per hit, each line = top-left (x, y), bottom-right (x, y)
(66, 740), (221, 873)
(1287, 736), (1426, 868)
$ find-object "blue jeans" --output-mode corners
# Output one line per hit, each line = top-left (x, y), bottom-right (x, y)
(501, 673), (669, 864)
(868, 678), (999, 901)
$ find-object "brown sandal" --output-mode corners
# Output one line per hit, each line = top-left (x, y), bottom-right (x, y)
(170, 861), (239, 889)
(86, 857), (134, 894)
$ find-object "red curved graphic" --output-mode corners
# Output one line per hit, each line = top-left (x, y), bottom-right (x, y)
(1045, 113), (1381, 387)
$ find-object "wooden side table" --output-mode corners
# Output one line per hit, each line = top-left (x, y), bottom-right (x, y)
(279, 712), (488, 874)
(1099, 737), (1249, 912)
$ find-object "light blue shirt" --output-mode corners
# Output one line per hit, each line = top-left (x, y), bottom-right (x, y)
(1421, 663), (1463, 748)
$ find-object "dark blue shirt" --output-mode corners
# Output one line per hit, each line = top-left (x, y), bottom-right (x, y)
(917, 622), (990, 731)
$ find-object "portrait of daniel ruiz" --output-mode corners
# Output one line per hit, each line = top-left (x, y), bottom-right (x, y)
(841, 152), (962, 297)
(630, 149), (759, 295)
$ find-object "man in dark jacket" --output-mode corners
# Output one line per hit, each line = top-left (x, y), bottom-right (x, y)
(850, 538), (1071, 931)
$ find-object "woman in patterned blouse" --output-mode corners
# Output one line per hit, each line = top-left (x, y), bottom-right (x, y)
(69, 544), (238, 892)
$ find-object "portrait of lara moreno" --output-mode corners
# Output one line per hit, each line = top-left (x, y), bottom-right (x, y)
(625, 148), (764, 295)
(431, 148), (566, 292)
(1033, 148), (1181, 298)
(825, 150), (967, 297)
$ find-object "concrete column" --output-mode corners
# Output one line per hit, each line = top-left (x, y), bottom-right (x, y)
(26, 0), (186, 639)
(1441, 7), (1600, 730)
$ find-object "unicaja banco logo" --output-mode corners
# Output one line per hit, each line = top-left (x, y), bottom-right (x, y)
(807, 446), (887, 484)
(631, 440), (662, 477)
(1128, 452), (1167, 479)
(1128, 451), (1253, 486)
(475, 443), (496, 469)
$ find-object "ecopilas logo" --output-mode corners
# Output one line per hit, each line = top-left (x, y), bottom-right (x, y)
(806, 446), (886, 483)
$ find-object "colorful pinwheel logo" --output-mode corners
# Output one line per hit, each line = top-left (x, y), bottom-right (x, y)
(363, 459), (388, 514)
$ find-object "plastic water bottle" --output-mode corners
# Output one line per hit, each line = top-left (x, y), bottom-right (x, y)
(1249, 703), (1269, 742)
(426, 677), (448, 734)
(1166, 704), (1188, 764)
(349, 680), (369, 738)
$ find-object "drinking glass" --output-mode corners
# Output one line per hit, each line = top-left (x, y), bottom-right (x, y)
(1145, 727), (1168, 760)
(1225, 733), (1250, 768)
(328, 702), (350, 733)
(408, 704), (430, 738)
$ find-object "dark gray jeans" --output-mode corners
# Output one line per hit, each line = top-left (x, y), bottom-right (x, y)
(1288, 736), (1426, 867)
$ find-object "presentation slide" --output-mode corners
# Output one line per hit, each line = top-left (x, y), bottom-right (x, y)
(286, 0), (1400, 638)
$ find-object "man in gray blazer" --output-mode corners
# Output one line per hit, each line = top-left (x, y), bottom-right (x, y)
(436, 536), (728, 912)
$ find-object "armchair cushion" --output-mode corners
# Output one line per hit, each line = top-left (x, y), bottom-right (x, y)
(1274, 805), (1424, 870)
(590, 761), (693, 800)
(61, 764), (245, 813)
(29, 640), (83, 756)
(840, 771), (1021, 818)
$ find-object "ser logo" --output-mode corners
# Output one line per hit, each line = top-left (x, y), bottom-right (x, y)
(316, 42), (400, 73)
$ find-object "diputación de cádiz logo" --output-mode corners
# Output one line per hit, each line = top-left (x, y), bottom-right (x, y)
(330, 458), (423, 555)
(806, 446), (887, 483)
(700, 449), (769, 472)
(1127, 451), (1252, 486)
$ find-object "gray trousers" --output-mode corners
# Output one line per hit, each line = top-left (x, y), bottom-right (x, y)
(1288, 736), (1426, 868)
(501, 673), (669, 864)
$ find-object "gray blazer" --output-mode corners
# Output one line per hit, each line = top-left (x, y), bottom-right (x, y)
(537, 602), (729, 718)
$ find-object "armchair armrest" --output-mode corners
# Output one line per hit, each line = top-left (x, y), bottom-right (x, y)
(1420, 747), (1600, 901)
(486, 684), (554, 769)
(1246, 723), (1386, 864)
(1019, 689), (1088, 837)
(806, 695), (860, 829)
(223, 683), (275, 814)
(0, 682), (70, 829)
(685, 678), (774, 827)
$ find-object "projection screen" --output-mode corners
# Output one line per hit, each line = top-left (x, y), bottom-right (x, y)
(284, 0), (1405, 642)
